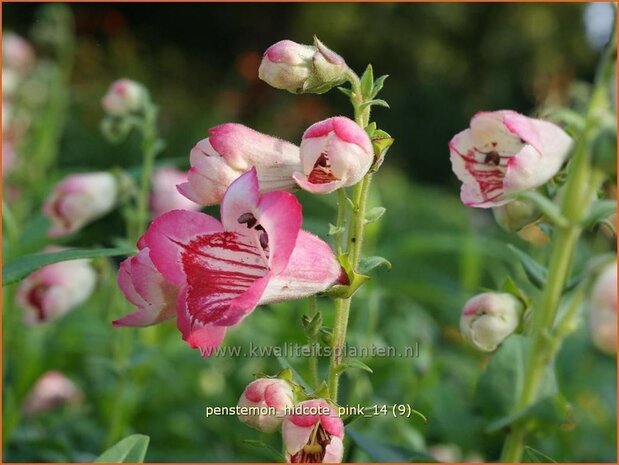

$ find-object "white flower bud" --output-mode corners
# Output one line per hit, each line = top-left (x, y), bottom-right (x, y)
(460, 292), (524, 352)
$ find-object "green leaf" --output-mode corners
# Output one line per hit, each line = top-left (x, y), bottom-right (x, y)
(371, 74), (389, 98)
(95, 434), (150, 463)
(485, 394), (571, 433)
(474, 335), (528, 419)
(346, 428), (436, 462)
(3, 246), (137, 286)
(337, 86), (353, 98)
(512, 191), (567, 227)
(365, 121), (377, 137)
(335, 358), (373, 374)
(475, 335), (558, 422)
(365, 206), (386, 224)
(360, 64), (374, 98)
(359, 255), (392, 274)
(583, 199), (616, 228)
(359, 99), (390, 112)
(328, 223), (345, 236)
(524, 446), (558, 463)
(276, 357), (312, 391)
(507, 244), (548, 289)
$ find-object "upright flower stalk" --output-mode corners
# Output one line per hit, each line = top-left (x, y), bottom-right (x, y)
(500, 27), (616, 463)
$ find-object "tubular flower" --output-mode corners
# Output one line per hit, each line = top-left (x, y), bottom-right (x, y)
(589, 261), (617, 355)
(117, 168), (345, 356)
(177, 123), (301, 206)
(293, 117), (373, 194)
(460, 292), (524, 352)
(282, 399), (344, 463)
(16, 254), (97, 325)
(449, 110), (572, 208)
(43, 172), (118, 237)
(150, 166), (200, 217)
(238, 378), (294, 432)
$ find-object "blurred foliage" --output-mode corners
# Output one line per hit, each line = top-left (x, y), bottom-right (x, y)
(3, 3), (615, 463)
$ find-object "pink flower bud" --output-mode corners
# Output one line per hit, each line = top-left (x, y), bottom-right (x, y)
(2, 32), (35, 73)
(460, 292), (524, 352)
(293, 116), (373, 194)
(259, 39), (347, 94)
(150, 166), (200, 217)
(282, 399), (344, 463)
(43, 172), (118, 237)
(589, 261), (617, 355)
(101, 78), (146, 116)
(16, 255), (97, 324)
(237, 378), (294, 433)
(22, 371), (82, 416)
(449, 110), (572, 208)
(177, 123), (301, 206)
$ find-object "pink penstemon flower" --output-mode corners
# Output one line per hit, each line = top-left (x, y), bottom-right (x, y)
(293, 116), (374, 194)
(150, 166), (200, 217)
(116, 168), (346, 356)
(43, 172), (118, 237)
(177, 123), (301, 207)
(22, 371), (83, 416)
(237, 378), (294, 433)
(16, 251), (97, 325)
(449, 110), (572, 208)
(282, 399), (344, 463)
(588, 261), (617, 355)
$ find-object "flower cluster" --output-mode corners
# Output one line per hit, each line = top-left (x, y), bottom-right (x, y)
(237, 378), (344, 463)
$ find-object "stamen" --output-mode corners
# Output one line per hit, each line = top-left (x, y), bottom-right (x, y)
(237, 212), (257, 229)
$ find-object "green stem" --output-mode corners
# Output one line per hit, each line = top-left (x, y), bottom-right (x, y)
(327, 70), (374, 400)
(307, 296), (320, 389)
(500, 27), (615, 462)
(131, 107), (159, 241)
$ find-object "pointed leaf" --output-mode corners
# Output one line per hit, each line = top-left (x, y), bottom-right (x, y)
(95, 434), (150, 463)
(359, 255), (392, 274)
(242, 440), (286, 462)
(337, 86), (353, 98)
(328, 223), (345, 236)
(583, 199), (616, 228)
(3, 246), (138, 286)
(524, 446), (558, 463)
(335, 358), (373, 374)
(360, 64), (374, 98)
(359, 99), (390, 112)
(371, 74), (389, 98)
(365, 206), (386, 224)
(507, 244), (547, 289)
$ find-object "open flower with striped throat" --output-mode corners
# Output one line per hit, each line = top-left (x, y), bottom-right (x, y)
(115, 168), (346, 356)
(449, 110), (572, 208)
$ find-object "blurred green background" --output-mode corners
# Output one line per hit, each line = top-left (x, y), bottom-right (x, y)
(3, 3), (616, 463)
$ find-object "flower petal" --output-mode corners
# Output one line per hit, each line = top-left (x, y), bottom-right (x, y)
(181, 231), (270, 326)
(144, 210), (223, 285)
(261, 231), (344, 304)
(176, 287), (227, 357)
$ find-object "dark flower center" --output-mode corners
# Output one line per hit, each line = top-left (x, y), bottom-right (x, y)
(289, 424), (333, 463)
(307, 153), (339, 184)
(237, 213), (269, 250)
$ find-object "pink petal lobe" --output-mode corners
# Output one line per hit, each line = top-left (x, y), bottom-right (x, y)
(144, 210), (223, 285)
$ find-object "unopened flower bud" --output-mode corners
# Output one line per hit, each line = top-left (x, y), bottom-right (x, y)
(293, 116), (373, 194)
(237, 378), (294, 433)
(150, 167), (200, 217)
(16, 252), (97, 325)
(492, 199), (541, 232)
(102, 78), (147, 116)
(460, 292), (524, 352)
(22, 371), (82, 416)
(43, 172), (118, 237)
(259, 38), (347, 94)
(589, 261), (617, 355)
